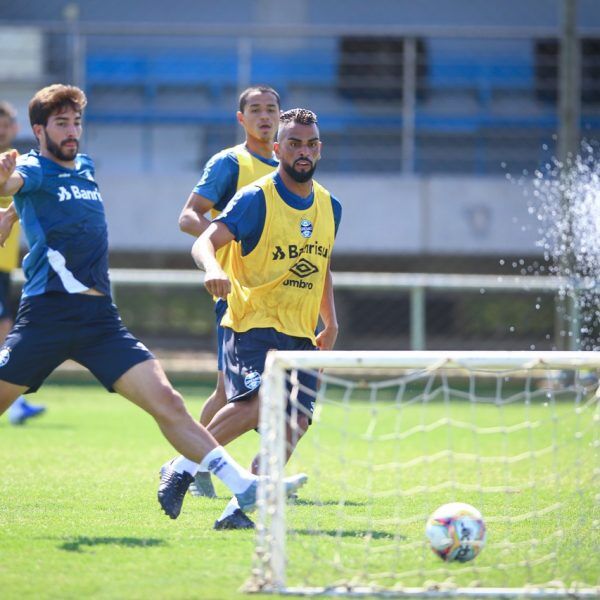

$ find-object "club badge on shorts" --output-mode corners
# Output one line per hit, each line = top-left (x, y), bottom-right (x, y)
(0, 346), (11, 367)
(300, 219), (313, 238)
(244, 371), (262, 390)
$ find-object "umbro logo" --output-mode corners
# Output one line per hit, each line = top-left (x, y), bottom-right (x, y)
(289, 258), (319, 278)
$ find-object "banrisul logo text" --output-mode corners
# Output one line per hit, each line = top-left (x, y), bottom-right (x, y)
(57, 185), (103, 202)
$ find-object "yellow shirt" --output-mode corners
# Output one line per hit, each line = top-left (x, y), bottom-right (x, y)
(0, 149), (20, 273)
(221, 175), (335, 343)
(210, 144), (277, 274)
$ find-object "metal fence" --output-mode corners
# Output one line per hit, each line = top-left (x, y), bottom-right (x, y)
(10, 269), (587, 352)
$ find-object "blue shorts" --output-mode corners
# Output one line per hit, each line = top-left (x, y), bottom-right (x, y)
(0, 272), (12, 320)
(215, 298), (227, 372)
(0, 292), (154, 393)
(221, 326), (318, 419)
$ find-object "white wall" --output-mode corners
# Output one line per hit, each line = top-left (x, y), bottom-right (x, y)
(97, 170), (538, 256)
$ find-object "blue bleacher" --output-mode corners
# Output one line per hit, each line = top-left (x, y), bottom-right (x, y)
(86, 51), (239, 98)
(86, 50), (335, 100)
(429, 56), (534, 106)
(85, 48), (598, 136)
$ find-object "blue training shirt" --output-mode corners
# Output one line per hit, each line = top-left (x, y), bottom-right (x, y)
(192, 146), (278, 211)
(13, 150), (111, 298)
(216, 172), (342, 256)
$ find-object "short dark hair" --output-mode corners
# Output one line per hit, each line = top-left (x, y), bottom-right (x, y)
(29, 84), (87, 127)
(279, 108), (318, 127)
(238, 85), (280, 113)
(0, 101), (17, 122)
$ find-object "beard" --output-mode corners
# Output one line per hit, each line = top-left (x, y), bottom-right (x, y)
(282, 158), (317, 183)
(44, 129), (78, 161)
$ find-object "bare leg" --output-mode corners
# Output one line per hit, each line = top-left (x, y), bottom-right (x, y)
(199, 371), (227, 426)
(250, 415), (310, 474)
(113, 359), (218, 462)
(206, 393), (260, 446)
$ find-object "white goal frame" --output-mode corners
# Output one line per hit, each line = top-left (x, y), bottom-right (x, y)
(249, 350), (600, 598)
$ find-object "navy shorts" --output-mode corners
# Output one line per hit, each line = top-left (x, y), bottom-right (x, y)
(221, 326), (318, 419)
(0, 272), (12, 320)
(0, 292), (154, 393)
(215, 298), (227, 372)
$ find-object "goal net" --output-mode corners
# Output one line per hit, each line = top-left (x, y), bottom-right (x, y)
(246, 351), (600, 598)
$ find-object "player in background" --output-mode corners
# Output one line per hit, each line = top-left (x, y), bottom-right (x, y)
(0, 101), (46, 425)
(0, 84), (306, 518)
(176, 85), (280, 497)
(159, 108), (341, 528)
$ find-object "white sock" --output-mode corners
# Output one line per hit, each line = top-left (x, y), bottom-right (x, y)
(218, 496), (241, 522)
(199, 446), (255, 494)
(171, 456), (199, 476)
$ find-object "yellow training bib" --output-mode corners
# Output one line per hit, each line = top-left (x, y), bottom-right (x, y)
(221, 175), (335, 343)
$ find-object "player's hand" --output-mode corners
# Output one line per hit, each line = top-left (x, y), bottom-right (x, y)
(0, 208), (15, 248)
(0, 150), (17, 186)
(203, 267), (231, 299)
(315, 324), (338, 351)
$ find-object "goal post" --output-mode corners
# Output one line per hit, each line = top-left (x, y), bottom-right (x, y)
(246, 351), (600, 598)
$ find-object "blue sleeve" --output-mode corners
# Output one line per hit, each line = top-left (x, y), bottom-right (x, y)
(79, 154), (96, 177)
(331, 194), (342, 237)
(15, 156), (43, 195)
(215, 187), (266, 256)
(192, 151), (239, 211)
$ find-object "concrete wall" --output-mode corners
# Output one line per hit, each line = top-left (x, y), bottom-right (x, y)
(97, 171), (538, 256)
(3, 0), (600, 28)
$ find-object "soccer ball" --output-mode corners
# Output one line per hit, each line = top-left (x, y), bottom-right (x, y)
(425, 502), (486, 563)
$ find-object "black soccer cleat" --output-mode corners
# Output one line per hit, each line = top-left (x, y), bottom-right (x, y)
(213, 508), (255, 530)
(157, 466), (194, 519)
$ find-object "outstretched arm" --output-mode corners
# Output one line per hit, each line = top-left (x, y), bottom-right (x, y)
(315, 263), (339, 350)
(191, 221), (235, 299)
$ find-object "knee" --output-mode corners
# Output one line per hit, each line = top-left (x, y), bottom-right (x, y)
(152, 386), (188, 423)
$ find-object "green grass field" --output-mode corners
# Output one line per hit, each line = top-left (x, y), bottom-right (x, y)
(0, 379), (598, 599)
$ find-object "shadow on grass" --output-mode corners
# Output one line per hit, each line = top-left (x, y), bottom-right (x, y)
(291, 529), (402, 540)
(58, 536), (167, 553)
(291, 499), (366, 507)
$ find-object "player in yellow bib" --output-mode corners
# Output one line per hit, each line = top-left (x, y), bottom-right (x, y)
(0, 101), (46, 425)
(175, 86), (280, 497)
(161, 108), (341, 527)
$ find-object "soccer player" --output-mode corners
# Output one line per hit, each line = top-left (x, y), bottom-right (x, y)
(161, 108), (341, 528)
(0, 101), (46, 425)
(0, 84), (306, 519)
(176, 85), (280, 497)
